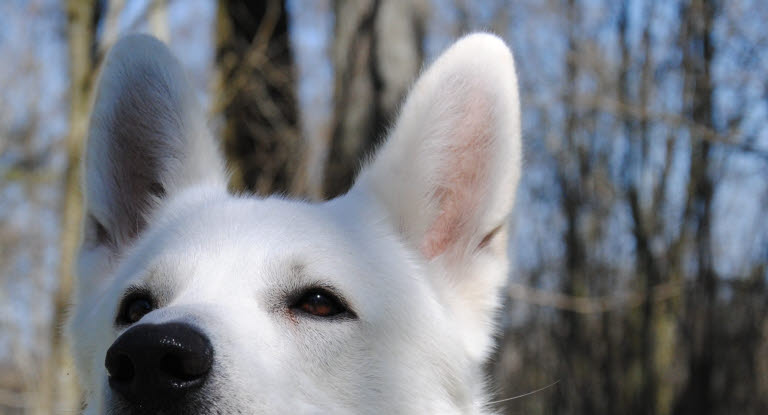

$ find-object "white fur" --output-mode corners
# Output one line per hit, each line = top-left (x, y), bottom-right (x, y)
(68, 32), (521, 414)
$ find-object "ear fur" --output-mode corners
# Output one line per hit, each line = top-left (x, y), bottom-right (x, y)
(351, 33), (522, 359)
(82, 34), (226, 251)
(355, 33), (521, 261)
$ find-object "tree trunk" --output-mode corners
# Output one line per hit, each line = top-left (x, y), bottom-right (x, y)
(148, 0), (170, 43)
(101, 0), (124, 53)
(49, 0), (100, 413)
(322, 0), (426, 198)
(554, 0), (590, 412)
(619, 1), (661, 413)
(214, 0), (304, 196)
(674, 0), (717, 413)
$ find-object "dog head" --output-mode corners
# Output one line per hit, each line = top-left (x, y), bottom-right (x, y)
(68, 33), (521, 414)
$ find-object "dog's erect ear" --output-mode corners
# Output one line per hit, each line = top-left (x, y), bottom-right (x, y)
(82, 34), (226, 251)
(352, 33), (521, 358)
(356, 33), (521, 261)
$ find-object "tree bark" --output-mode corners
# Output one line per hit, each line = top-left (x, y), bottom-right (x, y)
(554, 0), (590, 412)
(48, 0), (100, 413)
(322, 0), (426, 198)
(619, 1), (661, 413)
(214, 0), (304, 196)
(674, 0), (717, 413)
(148, 0), (170, 43)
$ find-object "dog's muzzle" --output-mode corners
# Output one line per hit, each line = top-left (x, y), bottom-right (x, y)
(105, 322), (214, 409)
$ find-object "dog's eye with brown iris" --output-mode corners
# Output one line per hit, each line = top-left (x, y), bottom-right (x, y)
(291, 289), (351, 318)
(117, 294), (154, 325)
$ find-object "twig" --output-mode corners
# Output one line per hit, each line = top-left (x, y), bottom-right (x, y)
(507, 280), (683, 314)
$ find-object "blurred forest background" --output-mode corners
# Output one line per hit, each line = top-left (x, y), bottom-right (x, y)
(1, 0), (767, 414)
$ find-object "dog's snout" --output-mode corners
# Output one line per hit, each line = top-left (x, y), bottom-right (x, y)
(105, 322), (213, 406)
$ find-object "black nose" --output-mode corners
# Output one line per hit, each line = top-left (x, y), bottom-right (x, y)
(105, 322), (213, 406)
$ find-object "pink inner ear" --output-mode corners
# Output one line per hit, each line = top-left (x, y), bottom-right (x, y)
(420, 94), (494, 259)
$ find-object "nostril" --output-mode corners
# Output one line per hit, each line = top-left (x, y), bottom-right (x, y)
(106, 351), (135, 382)
(160, 350), (212, 381)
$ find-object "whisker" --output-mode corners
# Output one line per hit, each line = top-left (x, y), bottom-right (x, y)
(487, 379), (561, 405)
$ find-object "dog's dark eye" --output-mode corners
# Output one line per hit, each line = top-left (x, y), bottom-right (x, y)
(117, 294), (154, 325)
(291, 289), (352, 318)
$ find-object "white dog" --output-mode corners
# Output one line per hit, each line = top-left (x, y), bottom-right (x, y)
(68, 32), (521, 414)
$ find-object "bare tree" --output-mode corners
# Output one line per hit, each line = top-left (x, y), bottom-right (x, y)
(214, 0), (304, 195)
(674, 0), (718, 413)
(48, 1), (100, 413)
(148, 0), (170, 43)
(322, 0), (427, 198)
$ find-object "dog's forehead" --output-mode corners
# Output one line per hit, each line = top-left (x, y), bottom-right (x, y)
(168, 195), (371, 259)
(121, 191), (415, 308)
